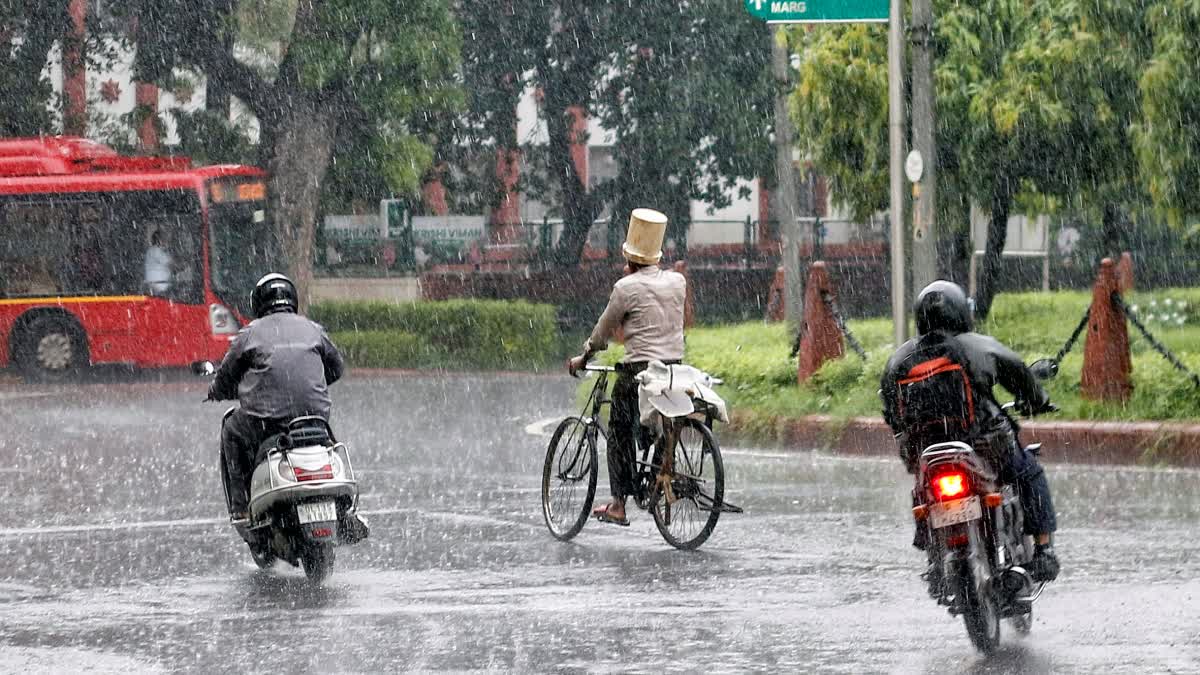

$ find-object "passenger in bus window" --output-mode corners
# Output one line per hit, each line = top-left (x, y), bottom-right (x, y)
(144, 229), (173, 295)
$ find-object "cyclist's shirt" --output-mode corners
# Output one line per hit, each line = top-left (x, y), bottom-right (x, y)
(585, 266), (685, 363)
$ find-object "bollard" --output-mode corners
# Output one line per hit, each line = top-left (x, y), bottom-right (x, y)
(797, 261), (845, 383)
(674, 260), (696, 328)
(1116, 251), (1134, 293)
(1081, 258), (1132, 402)
(766, 266), (785, 322)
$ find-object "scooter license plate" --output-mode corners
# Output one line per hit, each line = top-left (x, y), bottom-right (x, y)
(930, 496), (982, 529)
(297, 500), (337, 524)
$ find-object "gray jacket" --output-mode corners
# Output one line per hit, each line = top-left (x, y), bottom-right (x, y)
(208, 311), (345, 420)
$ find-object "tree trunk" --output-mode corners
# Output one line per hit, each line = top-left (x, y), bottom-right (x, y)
(550, 106), (601, 266)
(261, 99), (340, 310)
(1102, 202), (1121, 259)
(205, 31), (236, 121)
(974, 187), (1011, 321)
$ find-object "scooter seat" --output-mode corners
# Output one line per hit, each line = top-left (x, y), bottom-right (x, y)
(286, 425), (331, 448)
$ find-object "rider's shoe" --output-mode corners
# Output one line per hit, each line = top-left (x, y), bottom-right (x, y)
(1027, 544), (1060, 582)
(922, 561), (943, 599)
(340, 512), (371, 544)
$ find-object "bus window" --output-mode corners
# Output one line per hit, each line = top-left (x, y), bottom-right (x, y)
(0, 190), (203, 304)
(209, 183), (279, 316)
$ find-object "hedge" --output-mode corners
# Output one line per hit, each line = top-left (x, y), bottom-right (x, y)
(312, 299), (559, 370)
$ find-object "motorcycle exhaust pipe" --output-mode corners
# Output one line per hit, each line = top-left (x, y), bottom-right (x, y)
(1005, 565), (1046, 603)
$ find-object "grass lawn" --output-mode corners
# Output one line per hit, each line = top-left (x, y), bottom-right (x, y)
(591, 289), (1200, 435)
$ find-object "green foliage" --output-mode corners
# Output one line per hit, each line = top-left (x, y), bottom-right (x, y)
(333, 330), (427, 368)
(313, 299), (558, 370)
(1134, 0), (1200, 224)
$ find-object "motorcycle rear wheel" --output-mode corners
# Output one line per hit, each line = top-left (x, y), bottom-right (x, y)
(301, 542), (336, 583)
(961, 573), (1001, 654)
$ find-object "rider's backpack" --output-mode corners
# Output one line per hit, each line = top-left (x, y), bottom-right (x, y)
(893, 337), (977, 438)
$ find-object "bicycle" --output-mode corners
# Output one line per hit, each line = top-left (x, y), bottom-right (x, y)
(540, 364), (741, 550)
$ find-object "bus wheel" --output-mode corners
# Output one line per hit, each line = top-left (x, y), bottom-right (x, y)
(16, 315), (89, 383)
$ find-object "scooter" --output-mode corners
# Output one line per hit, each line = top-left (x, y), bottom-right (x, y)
(199, 363), (369, 583)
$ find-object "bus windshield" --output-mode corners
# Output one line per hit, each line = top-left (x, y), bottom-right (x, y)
(0, 189), (203, 303)
(208, 179), (279, 316)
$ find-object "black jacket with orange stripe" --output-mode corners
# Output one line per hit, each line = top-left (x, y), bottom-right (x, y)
(880, 329), (1050, 438)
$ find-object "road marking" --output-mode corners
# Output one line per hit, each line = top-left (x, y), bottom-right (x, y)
(0, 392), (55, 401)
(524, 416), (564, 437)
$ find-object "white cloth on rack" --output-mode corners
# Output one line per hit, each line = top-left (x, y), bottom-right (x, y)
(634, 360), (729, 427)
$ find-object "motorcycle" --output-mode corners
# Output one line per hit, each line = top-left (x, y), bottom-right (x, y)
(197, 362), (369, 584)
(912, 358), (1058, 654)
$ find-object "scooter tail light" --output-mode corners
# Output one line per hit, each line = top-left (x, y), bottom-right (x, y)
(294, 464), (334, 482)
(984, 492), (1004, 508)
(931, 469), (970, 501)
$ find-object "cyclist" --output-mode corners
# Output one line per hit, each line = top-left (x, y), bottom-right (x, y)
(880, 280), (1060, 584)
(568, 208), (686, 526)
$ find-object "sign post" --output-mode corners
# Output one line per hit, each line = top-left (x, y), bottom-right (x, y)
(744, 0), (904, 346)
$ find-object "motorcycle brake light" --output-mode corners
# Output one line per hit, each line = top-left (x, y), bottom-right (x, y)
(931, 470), (969, 501)
(294, 464), (334, 482)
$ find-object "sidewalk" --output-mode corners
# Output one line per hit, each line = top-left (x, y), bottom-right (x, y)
(739, 414), (1200, 468)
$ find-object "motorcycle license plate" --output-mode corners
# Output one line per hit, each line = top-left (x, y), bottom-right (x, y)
(929, 496), (982, 529)
(297, 500), (337, 524)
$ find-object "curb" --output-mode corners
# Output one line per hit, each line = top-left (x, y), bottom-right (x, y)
(347, 368), (561, 379)
(733, 414), (1200, 468)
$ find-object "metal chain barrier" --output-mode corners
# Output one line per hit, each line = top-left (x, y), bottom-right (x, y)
(788, 292), (869, 360)
(1049, 307), (1091, 366)
(1111, 292), (1200, 388)
(821, 291), (868, 360)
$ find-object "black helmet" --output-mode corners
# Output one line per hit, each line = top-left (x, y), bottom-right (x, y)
(915, 280), (973, 335)
(251, 273), (298, 318)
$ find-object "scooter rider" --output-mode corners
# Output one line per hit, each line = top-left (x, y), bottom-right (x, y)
(880, 280), (1061, 583)
(567, 208), (686, 527)
(207, 273), (345, 521)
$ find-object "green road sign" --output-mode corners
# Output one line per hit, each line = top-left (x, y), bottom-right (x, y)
(744, 0), (888, 23)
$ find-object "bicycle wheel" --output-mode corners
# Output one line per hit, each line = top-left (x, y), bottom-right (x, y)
(651, 418), (724, 550)
(541, 416), (599, 541)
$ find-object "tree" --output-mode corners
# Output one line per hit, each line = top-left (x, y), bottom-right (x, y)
(120, 0), (461, 301)
(791, 0), (1149, 319)
(598, 2), (773, 255)
(458, 0), (773, 266)
(1134, 0), (1200, 233)
(0, 1), (126, 137)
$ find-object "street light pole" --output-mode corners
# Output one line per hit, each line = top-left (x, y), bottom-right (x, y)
(910, 0), (937, 297)
(888, 0), (907, 346)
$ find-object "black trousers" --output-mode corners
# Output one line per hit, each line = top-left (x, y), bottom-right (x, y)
(221, 411), (285, 514)
(607, 361), (680, 500)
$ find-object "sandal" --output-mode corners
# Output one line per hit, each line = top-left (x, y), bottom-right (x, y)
(592, 503), (630, 527)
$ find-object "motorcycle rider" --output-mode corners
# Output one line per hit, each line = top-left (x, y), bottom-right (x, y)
(880, 280), (1061, 583)
(207, 273), (345, 521)
(567, 208), (686, 526)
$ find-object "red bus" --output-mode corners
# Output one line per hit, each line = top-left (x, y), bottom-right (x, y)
(0, 136), (275, 381)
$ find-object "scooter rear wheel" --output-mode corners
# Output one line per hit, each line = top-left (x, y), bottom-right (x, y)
(250, 544), (276, 570)
(301, 542), (335, 583)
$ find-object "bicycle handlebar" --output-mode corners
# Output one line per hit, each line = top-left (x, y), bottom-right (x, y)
(584, 365), (616, 372)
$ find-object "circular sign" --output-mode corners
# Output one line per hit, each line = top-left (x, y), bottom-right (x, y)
(905, 150), (924, 183)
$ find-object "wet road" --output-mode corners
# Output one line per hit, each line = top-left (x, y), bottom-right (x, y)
(1, 372), (1198, 673)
